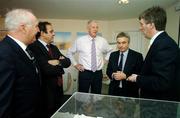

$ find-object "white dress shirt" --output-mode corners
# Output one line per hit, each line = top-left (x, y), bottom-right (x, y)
(7, 35), (31, 58)
(38, 39), (49, 51)
(67, 35), (113, 70)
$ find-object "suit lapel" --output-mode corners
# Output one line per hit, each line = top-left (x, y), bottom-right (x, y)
(144, 32), (166, 62)
(123, 49), (133, 72)
(123, 50), (129, 72)
(115, 51), (120, 70)
(5, 36), (33, 65)
(36, 40), (50, 57)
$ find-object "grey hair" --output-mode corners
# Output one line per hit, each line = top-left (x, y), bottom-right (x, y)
(116, 32), (130, 43)
(5, 9), (34, 31)
(87, 20), (97, 26)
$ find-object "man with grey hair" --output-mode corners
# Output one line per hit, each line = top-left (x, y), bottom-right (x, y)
(67, 20), (113, 94)
(107, 32), (143, 97)
(0, 9), (41, 118)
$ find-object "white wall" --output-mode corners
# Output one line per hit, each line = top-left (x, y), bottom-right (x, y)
(38, 19), (109, 43)
(108, 18), (149, 57)
(166, 4), (180, 44)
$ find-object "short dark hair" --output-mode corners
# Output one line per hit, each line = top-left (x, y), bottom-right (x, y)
(139, 6), (166, 31)
(116, 32), (130, 43)
(35, 21), (51, 39)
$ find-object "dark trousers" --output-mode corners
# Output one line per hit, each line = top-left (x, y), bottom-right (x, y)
(78, 70), (103, 94)
(109, 80), (125, 96)
(40, 79), (64, 118)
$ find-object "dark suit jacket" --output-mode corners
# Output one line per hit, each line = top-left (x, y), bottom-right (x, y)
(106, 49), (143, 97)
(136, 32), (179, 101)
(28, 40), (71, 110)
(0, 36), (41, 118)
(175, 49), (180, 101)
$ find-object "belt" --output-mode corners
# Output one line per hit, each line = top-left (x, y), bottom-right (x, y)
(84, 69), (102, 72)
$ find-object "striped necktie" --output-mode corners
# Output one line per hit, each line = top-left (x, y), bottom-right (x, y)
(91, 39), (97, 72)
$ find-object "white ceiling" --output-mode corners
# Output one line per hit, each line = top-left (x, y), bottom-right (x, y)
(0, 0), (179, 20)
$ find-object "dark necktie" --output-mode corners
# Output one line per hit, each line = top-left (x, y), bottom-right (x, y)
(118, 53), (124, 71)
(26, 47), (39, 74)
(46, 44), (62, 86)
(26, 47), (35, 61)
(118, 53), (124, 88)
(46, 44), (53, 57)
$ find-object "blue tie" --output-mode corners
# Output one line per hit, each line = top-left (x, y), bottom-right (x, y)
(91, 39), (97, 72)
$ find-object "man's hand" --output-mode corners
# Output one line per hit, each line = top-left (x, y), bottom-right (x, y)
(112, 71), (126, 80)
(57, 76), (63, 86)
(74, 64), (85, 72)
(126, 74), (138, 82)
(59, 56), (65, 60)
(48, 59), (59, 66)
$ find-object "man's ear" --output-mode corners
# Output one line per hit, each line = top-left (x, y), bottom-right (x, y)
(19, 23), (27, 33)
(150, 22), (155, 29)
(40, 31), (45, 36)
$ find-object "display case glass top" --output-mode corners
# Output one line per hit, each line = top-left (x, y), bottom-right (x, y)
(51, 92), (180, 118)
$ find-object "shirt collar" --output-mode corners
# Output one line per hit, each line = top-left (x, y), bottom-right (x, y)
(7, 34), (27, 51)
(38, 39), (48, 47)
(88, 34), (97, 41)
(149, 31), (164, 47)
(119, 49), (129, 56)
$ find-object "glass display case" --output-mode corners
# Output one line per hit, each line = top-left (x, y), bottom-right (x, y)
(51, 92), (180, 118)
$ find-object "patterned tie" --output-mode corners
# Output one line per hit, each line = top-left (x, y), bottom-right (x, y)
(91, 39), (97, 72)
(118, 53), (124, 71)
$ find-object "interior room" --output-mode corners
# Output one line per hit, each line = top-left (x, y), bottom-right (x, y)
(1, 0), (179, 95)
(0, 0), (180, 117)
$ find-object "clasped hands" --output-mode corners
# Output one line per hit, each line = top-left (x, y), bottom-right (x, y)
(126, 74), (138, 82)
(112, 71), (126, 80)
(112, 71), (138, 82)
(48, 56), (65, 66)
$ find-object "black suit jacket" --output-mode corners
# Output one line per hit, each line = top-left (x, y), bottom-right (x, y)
(137, 32), (179, 101)
(0, 36), (41, 118)
(29, 40), (71, 78)
(106, 49), (143, 97)
(28, 40), (71, 109)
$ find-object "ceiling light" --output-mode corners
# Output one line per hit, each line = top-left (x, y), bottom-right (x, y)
(118, 0), (129, 4)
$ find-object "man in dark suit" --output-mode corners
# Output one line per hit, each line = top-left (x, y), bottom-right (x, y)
(127, 6), (179, 101)
(28, 21), (71, 117)
(0, 9), (41, 118)
(106, 32), (143, 97)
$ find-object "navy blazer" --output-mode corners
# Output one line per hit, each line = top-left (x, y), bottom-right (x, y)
(137, 32), (179, 101)
(28, 40), (71, 109)
(106, 49), (143, 97)
(0, 36), (41, 118)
